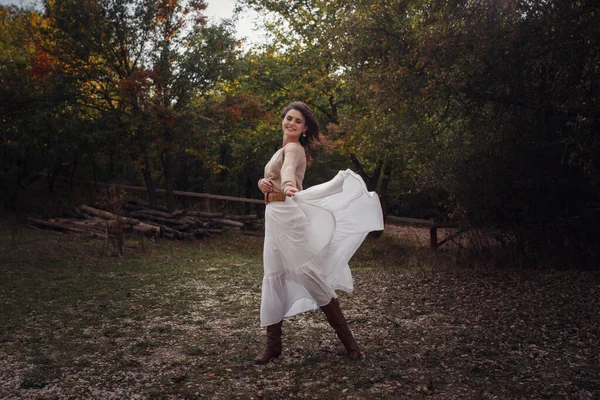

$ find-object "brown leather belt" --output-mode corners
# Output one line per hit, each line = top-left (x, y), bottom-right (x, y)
(264, 192), (286, 204)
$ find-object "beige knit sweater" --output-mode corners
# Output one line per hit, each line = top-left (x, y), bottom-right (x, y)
(258, 142), (307, 195)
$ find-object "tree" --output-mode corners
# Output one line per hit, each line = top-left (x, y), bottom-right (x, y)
(0, 5), (83, 210)
(40, 0), (240, 211)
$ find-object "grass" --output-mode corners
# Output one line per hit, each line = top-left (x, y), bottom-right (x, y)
(0, 227), (599, 399)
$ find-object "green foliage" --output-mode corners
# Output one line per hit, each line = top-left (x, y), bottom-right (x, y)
(29, 0), (240, 210)
(339, 0), (600, 266)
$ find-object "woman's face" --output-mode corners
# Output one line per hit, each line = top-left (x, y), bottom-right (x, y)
(282, 109), (307, 139)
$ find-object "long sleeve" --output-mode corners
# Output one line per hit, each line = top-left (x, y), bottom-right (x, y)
(281, 143), (307, 195)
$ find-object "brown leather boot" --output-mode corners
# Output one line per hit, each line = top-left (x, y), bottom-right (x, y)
(254, 321), (283, 364)
(320, 298), (362, 359)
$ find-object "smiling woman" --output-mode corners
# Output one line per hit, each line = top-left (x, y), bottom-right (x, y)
(254, 101), (384, 364)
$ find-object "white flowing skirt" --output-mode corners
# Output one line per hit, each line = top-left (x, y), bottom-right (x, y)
(260, 169), (384, 327)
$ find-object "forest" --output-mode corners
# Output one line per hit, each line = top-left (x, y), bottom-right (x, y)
(1, 0), (599, 269)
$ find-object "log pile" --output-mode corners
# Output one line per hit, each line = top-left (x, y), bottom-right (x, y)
(27, 202), (264, 240)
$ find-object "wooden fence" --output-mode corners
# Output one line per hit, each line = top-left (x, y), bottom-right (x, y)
(72, 179), (458, 249)
(386, 216), (459, 249)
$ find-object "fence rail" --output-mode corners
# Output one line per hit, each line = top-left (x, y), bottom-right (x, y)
(68, 178), (264, 211)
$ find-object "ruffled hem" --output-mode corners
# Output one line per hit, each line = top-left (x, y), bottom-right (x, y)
(260, 265), (354, 326)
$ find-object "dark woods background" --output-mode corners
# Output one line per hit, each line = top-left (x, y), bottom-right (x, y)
(1, 0), (598, 269)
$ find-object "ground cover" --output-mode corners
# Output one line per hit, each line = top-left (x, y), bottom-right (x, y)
(0, 227), (598, 399)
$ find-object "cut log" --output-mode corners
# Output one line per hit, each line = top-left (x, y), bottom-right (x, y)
(244, 225), (263, 232)
(74, 219), (124, 231)
(158, 224), (180, 235)
(179, 216), (203, 225)
(129, 209), (186, 219)
(79, 204), (117, 220)
(51, 219), (110, 235)
(140, 221), (176, 237)
(127, 213), (186, 227)
(79, 205), (140, 225)
(242, 230), (263, 237)
(223, 214), (259, 221)
(132, 223), (160, 237)
(125, 201), (148, 211)
(212, 219), (245, 228)
(186, 211), (224, 218)
(73, 206), (92, 220)
(193, 220), (211, 229)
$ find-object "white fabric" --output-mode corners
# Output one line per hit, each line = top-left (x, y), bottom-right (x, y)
(260, 169), (384, 327)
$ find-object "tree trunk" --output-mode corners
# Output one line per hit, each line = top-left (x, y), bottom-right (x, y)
(370, 161), (392, 239)
(349, 154), (381, 191)
(108, 153), (114, 181)
(92, 154), (99, 193)
(142, 154), (157, 209)
(376, 161), (392, 219)
(47, 162), (61, 194)
(69, 155), (78, 192)
(161, 150), (175, 213)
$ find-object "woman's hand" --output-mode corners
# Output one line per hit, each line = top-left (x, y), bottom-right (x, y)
(286, 188), (299, 197)
(259, 178), (274, 194)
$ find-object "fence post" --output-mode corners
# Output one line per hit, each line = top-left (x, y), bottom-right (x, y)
(205, 198), (211, 212)
(429, 218), (438, 249)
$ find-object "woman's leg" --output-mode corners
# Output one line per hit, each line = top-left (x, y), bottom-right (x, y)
(254, 320), (283, 364)
(320, 298), (361, 359)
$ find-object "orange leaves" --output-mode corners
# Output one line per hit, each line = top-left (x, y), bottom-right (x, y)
(116, 69), (158, 97)
(187, 0), (208, 25)
(221, 94), (264, 124)
(156, 0), (178, 23)
(27, 40), (60, 80)
(226, 104), (244, 122)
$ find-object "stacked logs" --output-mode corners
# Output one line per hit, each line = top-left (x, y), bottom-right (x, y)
(27, 203), (264, 240)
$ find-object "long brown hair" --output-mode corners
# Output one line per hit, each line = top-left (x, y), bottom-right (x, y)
(281, 101), (327, 161)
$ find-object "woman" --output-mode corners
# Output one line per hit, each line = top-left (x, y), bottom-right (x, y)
(255, 101), (384, 364)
